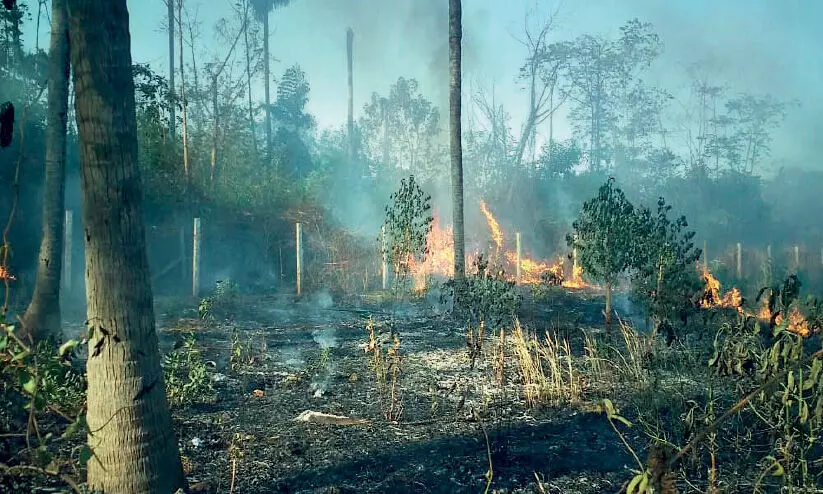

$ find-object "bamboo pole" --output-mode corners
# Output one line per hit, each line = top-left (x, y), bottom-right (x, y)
(515, 232), (521, 282)
(192, 218), (200, 297)
(296, 223), (302, 296)
(63, 210), (72, 291)
(381, 225), (388, 290)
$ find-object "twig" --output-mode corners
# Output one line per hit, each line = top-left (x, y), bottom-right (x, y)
(473, 409), (494, 494)
(0, 461), (83, 494)
(670, 347), (823, 469)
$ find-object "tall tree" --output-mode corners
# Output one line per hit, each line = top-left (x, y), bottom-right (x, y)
(559, 19), (661, 171)
(178, 0), (190, 181)
(449, 0), (465, 281)
(167, 0), (175, 139)
(250, 0), (292, 164)
(346, 27), (354, 165)
(67, 0), (185, 491)
(20, 0), (70, 344)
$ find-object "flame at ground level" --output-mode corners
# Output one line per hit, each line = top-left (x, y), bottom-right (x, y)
(699, 265), (813, 338)
(405, 201), (590, 290)
(0, 265), (15, 281)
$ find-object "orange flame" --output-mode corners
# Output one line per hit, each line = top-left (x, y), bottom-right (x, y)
(406, 200), (591, 290)
(0, 265), (15, 281)
(479, 200), (503, 253)
(754, 294), (811, 338)
(699, 265), (742, 312)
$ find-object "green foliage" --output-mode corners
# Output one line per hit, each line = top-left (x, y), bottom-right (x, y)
(450, 254), (521, 331)
(382, 175), (433, 285)
(631, 197), (703, 324)
(198, 278), (239, 321)
(163, 332), (215, 407)
(360, 77), (442, 180)
(567, 178), (638, 287)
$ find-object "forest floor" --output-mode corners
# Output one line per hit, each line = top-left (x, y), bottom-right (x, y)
(2, 285), (774, 493)
(150, 287), (707, 494)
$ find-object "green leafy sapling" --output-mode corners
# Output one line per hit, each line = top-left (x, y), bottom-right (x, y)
(567, 178), (638, 326)
(381, 175), (433, 291)
(631, 197), (703, 337)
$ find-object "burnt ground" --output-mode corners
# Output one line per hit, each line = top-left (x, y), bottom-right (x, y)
(155, 288), (647, 494)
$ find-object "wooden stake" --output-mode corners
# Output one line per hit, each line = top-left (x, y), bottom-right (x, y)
(63, 210), (72, 291)
(192, 218), (201, 297)
(736, 242), (742, 279)
(179, 224), (186, 285)
(296, 222), (302, 296)
(515, 232), (521, 282)
(381, 225), (388, 290)
(572, 234), (579, 274)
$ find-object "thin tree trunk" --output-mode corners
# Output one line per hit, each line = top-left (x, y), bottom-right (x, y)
(449, 0), (465, 281)
(167, 0), (175, 139)
(605, 280), (612, 326)
(243, 0), (257, 161)
(178, 0), (189, 181)
(67, 0), (185, 491)
(346, 27), (354, 165)
(21, 0), (70, 344)
(263, 8), (271, 163)
(210, 76), (218, 186)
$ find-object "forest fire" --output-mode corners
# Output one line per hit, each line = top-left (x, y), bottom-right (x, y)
(479, 200), (503, 253)
(0, 265), (15, 281)
(755, 294), (811, 338)
(699, 266), (742, 311)
(406, 201), (589, 290)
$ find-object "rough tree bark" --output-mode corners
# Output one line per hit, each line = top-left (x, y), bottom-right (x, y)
(449, 0), (465, 281)
(20, 0), (70, 344)
(67, 0), (185, 491)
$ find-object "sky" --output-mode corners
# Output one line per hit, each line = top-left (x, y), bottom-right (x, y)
(20, 0), (823, 172)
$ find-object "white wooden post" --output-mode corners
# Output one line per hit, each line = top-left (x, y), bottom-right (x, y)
(192, 218), (201, 297)
(296, 223), (302, 296)
(381, 225), (388, 290)
(794, 245), (800, 272)
(63, 210), (72, 291)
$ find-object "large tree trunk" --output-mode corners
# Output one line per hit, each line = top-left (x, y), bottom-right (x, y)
(67, 0), (185, 491)
(21, 0), (70, 344)
(449, 0), (465, 281)
(346, 27), (354, 165)
(167, 0), (175, 139)
(263, 9), (271, 163)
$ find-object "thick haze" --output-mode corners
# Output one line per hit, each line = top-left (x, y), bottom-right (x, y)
(21, 0), (823, 171)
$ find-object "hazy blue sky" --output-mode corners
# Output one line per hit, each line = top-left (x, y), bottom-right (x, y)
(21, 0), (823, 171)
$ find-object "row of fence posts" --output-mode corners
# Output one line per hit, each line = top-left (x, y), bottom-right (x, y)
(56, 212), (823, 298)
